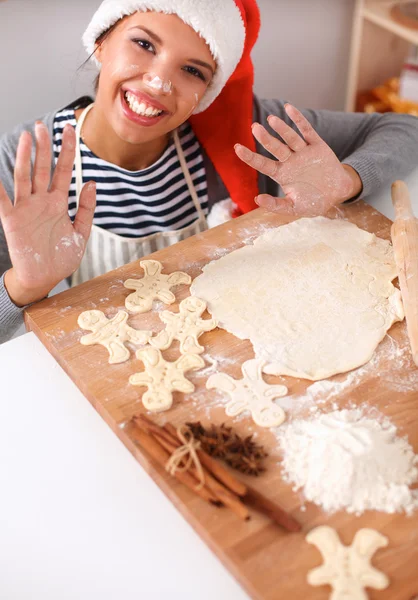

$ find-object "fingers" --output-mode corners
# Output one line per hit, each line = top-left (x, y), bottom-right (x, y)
(284, 104), (321, 145)
(234, 144), (280, 181)
(14, 131), (33, 203)
(255, 193), (295, 215)
(50, 124), (76, 194)
(266, 115), (307, 152)
(73, 180), (96, 241)
(0, 180), (13, 221)
(32, 122), (52, 194)
(251, 123), (292, 162)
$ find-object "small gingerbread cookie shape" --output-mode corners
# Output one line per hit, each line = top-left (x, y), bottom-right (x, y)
(206, 358), (288, 428)
(124, 260), (191, 314)
(306, 526), (389, 599)
(150, 296), (217, 354)
(130, 347), (205, 412)
(78, 310), (152, 364)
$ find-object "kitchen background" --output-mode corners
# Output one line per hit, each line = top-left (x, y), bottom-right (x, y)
(0, 0), (355, 133)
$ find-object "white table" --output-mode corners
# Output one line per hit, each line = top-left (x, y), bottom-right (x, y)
(1, 170), (418, 600)
(0, 333), (248, 600)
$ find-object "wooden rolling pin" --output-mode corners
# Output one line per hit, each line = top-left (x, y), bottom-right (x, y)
(391, 180), (418, 367)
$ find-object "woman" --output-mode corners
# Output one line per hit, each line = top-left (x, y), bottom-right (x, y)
(1, 0), (417, 344)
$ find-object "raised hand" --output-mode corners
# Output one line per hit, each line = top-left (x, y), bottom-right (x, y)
(0, 121), (96, 306)
(235, 104), (362, 217)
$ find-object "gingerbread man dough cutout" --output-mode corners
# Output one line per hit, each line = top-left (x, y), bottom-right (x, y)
(206, 358), (288, 428)
(130, 347), (205, 412)
(124, 260), (191, 314)
(150, 296), (217, 354)
(306, 526), (389, 600)
(78, 310), (152, 364)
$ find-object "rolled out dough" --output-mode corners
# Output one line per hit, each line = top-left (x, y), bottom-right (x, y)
(191, 217), (404, 381)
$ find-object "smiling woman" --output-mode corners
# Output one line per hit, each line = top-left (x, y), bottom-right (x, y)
(1, 0), (418, 343)
(85, 12), (218, 157)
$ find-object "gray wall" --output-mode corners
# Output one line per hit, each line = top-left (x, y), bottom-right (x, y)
(0, 0), (355, 134)
(254, 0), (354, 110)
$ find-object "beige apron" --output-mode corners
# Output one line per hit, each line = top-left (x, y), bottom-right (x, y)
(72, 103), (208, 286)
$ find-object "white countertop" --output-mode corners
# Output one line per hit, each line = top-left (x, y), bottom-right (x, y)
(0, 333), (248, 600)
(2, 170), (418, 600)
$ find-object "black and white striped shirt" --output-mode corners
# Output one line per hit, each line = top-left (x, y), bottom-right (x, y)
(52, 109), (209, 238)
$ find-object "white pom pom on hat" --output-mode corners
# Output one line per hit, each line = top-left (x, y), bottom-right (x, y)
(82, 0), (247, 114)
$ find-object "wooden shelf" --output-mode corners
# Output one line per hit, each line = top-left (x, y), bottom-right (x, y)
(346, 0), (416, 111)
(363, 1), (418, 45)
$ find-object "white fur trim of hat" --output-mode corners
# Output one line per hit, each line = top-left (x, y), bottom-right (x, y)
(82, 0), (246, 114)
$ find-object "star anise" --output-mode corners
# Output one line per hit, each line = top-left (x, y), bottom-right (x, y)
(186, 421), (268, 476)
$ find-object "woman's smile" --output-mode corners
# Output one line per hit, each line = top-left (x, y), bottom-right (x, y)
(89, 11), (215, 146)
(120, 88), (170, 127)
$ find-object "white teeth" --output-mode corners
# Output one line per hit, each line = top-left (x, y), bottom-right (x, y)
(124, 92), (163, 117)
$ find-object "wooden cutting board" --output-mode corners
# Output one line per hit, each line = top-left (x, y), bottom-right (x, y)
(25, 201), (418, 600)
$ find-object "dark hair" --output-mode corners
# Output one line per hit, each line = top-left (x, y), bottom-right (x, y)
(77, 21), (121, 95)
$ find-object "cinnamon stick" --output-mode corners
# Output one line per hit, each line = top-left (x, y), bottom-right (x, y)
(166, 420), (301, 532)
(133, 428), (219, 505)
(202, 471), (250, 521)
(134, 416), (233, 511)
(164, 422), (248, 497)
(243, 485), (302, 533)
(137, 415), (247, 500)
(134, 415), (301, 532)
(141, 423), (250, 521)
(134, 416), (179, 449)
(133, 418), (209, 493)
(135, 418), (250, 521)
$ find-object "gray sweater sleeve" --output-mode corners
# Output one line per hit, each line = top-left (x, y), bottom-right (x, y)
(0, 273), (25, 343)
(255, 97), (418, 199)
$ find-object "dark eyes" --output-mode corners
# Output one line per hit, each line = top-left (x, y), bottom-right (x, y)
(132, 39), (206, 82)
(182, 65), (206, 82)
(134, 39), (154, 52)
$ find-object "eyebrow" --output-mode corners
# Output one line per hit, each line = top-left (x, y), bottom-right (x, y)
(128, 26), (215, 75)
(188, 58), (215, 75)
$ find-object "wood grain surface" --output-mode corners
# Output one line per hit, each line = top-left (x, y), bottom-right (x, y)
(25, 202), (418, 600)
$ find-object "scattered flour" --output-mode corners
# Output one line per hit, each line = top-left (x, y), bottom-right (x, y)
(194, 355), (219, 378)
(276, 406), (418, 515)
(197, 222), (275, 263)
(274, 329), (418, 416)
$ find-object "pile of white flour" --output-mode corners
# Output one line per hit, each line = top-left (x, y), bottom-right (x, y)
(276, 408), (418, 515)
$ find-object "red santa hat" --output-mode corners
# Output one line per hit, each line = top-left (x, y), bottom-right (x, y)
(83, 0), (261, 215)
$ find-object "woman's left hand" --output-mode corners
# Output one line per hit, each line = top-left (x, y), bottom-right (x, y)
(234, 104), (363, 217)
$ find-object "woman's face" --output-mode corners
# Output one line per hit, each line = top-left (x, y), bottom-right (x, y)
(94, 11), (216, 145)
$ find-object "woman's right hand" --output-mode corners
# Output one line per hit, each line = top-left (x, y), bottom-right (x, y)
(0, 121), (96, 306)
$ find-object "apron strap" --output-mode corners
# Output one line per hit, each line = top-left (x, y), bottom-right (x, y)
(173, 129), (207, 225)
(74, 102), (207, 225)
(74, 103), (95, 208)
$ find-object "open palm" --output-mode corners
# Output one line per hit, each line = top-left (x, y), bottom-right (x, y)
(277, 143), (352, 214)
(0, 122), (96, 303)
(235, 104), (356, 217)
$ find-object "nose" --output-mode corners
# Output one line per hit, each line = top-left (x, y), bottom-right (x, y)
(143, 72), (173, 96)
